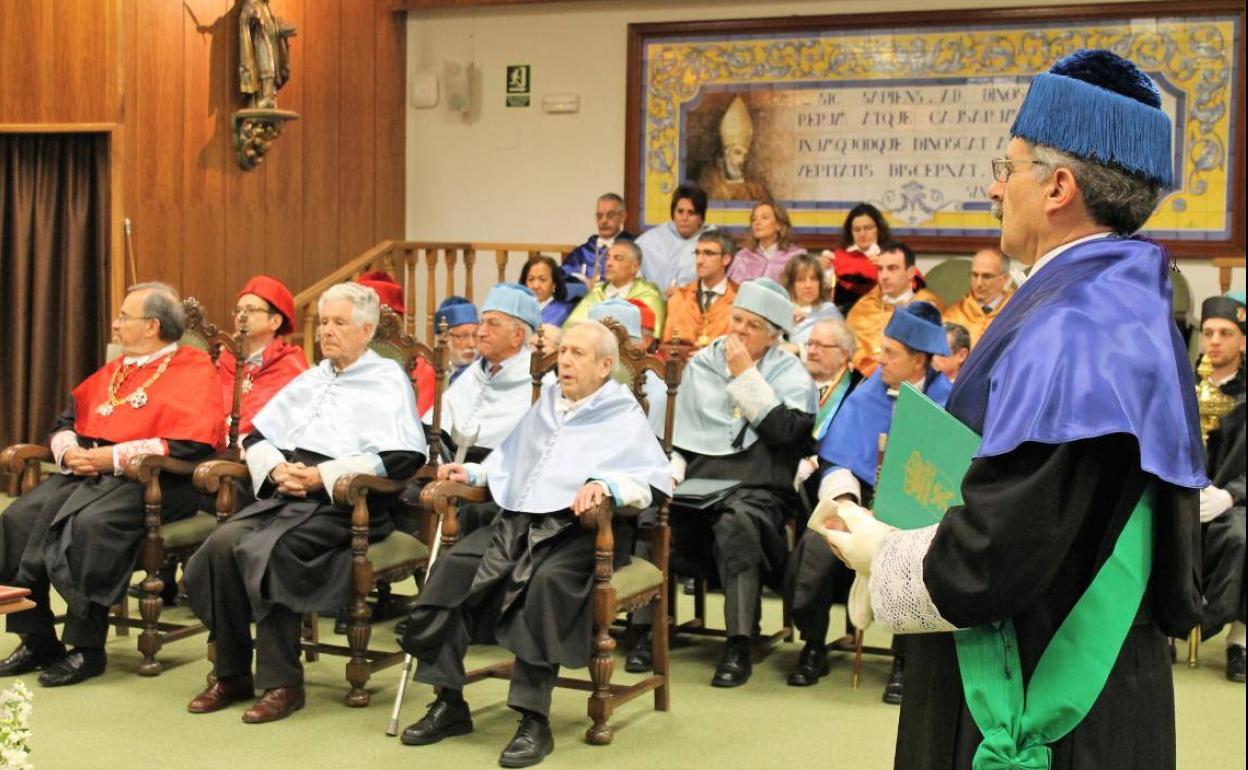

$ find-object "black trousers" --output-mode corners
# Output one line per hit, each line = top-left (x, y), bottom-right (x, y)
(185, 515), (304, 689)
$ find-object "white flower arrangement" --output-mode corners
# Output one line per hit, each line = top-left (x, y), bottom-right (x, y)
(0, 681), (32, 770)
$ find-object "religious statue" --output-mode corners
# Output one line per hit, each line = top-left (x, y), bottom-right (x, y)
(232, 0), (298, 170)
(697, 96), (770, 201)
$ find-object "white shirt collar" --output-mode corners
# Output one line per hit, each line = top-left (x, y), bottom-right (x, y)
(123, 341), (178, 367)
(555, 388), (595, 417)
(539, 297), (553, 310)
(605, 281), (633, 298)
(759, 241), (779, 258)
(883, 289), (914, 306)
(699, 276), (729, 295)
(1023, 232), (1113, 285)
(982, 292), (1005, 311)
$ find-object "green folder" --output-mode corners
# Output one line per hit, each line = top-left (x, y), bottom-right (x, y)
(874, 382), (982, 530)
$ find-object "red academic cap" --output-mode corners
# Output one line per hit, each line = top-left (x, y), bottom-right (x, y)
(627, 298), (656, 333)
(238, 275), (295, 335)
(356, 270), (405, 314)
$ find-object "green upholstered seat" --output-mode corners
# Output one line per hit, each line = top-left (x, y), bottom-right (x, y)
(923, 258), (971, 308)
(367, 530), (430, 572)
(159, 512), (217, 549)
(611, 555), (663, 599)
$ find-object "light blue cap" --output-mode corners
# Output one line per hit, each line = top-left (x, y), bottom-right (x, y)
(733, 277), (793, 333)
(588, 298), (642, 340)
(481, 283), (541, 331)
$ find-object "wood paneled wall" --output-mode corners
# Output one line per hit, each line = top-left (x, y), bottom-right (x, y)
(1, 0), (406, 326)
(122, 0), (406, 324)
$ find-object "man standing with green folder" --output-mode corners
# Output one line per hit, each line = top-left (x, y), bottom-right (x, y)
(822, 50), (1205, 770)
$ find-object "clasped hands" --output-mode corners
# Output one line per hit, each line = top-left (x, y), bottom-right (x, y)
(269, 462), (323, 497)
(435, 462), (607, 518)
(63, 446), (114, 477)
(810, 497), (895, 629)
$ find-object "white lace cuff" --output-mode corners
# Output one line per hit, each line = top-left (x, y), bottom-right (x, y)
(112, 438), (168, 476)
(869, 525), (958, 634)
(726, 367), (779, 425)
(51, 430), (80, 473)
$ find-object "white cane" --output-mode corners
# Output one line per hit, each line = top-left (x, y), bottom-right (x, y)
(386, 423), (477, 736)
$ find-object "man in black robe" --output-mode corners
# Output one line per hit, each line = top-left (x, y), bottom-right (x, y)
(183, 282), (427, 723)
(0, 282), (222, 686)
(1195, 294), (1246, 682)
(665, 277), (815, 687)
(397, 320), (669, 768)
(820, 50), (1205, 770)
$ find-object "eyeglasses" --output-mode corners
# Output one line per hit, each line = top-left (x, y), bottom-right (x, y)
(693, 248), (724, 258)
(234, 305), (274, 316)
(115, 311), (154, 323)
(991, 158), (1047, 183)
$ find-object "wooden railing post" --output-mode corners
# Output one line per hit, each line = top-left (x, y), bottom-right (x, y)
(425, 248), (438, 342)
(494, 250), (508, 284)
(464, 247), (477, 303)
(443, 248), (457, 304)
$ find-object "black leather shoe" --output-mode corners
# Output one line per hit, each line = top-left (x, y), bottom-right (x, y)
(1227, 644), (1246, 683)
(499, 714), (554, 768)
(0, 640), (66, 677)
(882, 656), (904, 704)
(400, 697), (474, 746)
(787, 642), (829, 687)
(37, 648), (107, 687)
(711, 637), (752, 688)
(625, 629), (653, 673)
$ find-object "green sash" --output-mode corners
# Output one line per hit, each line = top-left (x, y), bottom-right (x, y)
(953, 484), (1155, 770)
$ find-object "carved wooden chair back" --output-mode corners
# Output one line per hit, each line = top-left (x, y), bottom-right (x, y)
(366, 307), (448, 462)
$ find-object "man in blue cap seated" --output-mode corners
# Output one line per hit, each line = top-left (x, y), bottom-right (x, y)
(439, 284), (538, 463)
(1194, 292), (1245, 682)
(783, 301), (949, 696)
(665, 277), (815, 687)
(397, 320), (670, 767)
(588, 297), (667, 437)
(436, 296), (480, 386)
(820, 50), (1205, 769)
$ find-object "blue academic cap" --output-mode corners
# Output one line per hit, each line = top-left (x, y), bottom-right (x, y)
(435, 296), (478, 329)
(885, 301), (949, 356)
(1011, 49), (1173, 188)
(588, 298), (642, 340)
(481, 283), (541, 331)
(733, 278), (794, 333)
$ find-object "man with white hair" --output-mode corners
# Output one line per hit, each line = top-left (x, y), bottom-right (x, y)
(398, 320), (669, 767)
(823, 50), (1205, 768)
(183, 282), (427, 723)
(668, 278), (815, 687)
(0, 282), (223, 687)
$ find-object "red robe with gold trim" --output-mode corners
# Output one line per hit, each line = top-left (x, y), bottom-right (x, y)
(216, 337), (308, 436)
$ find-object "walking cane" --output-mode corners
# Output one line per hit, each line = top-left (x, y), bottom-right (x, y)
(385, 423), (477, 736)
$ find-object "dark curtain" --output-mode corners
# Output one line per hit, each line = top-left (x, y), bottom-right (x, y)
(0, 133), (109, 447)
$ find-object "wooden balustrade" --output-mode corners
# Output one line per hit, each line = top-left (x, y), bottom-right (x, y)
(291, 240), (575, 361)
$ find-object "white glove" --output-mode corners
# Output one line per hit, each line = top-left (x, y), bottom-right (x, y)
(846, 573), (874, 631)
(1200, 485), (1235, 523)
(822, 500), (894, 574)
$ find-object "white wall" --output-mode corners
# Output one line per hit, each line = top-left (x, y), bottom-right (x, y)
(405, 0), (1244, 307)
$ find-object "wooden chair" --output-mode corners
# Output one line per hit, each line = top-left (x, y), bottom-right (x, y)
(194, 308), (448, 706)
(0, 298), (244, 674)
(420, 318), (685, 745)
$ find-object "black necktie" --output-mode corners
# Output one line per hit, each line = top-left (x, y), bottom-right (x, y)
(981, 304), (993, 315)
(700, 289), (714, 312)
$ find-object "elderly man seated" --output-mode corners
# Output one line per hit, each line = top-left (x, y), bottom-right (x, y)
(565, 241), (666, 336)
(0, 282), (223, 686)
(182, 282), (427, 723)
(668, 278), (815, 687)
(397, 320), (669, 768)
(561, 193), (636, 301)
(941, 247), (1014, 346)
(932, 322), (971, 383)
(786, 302), (950, 696)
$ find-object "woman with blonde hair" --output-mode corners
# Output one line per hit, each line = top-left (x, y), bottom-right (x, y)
(728, 200), (806, 283)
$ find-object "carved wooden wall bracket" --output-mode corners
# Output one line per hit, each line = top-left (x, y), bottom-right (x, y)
(232, 108), (298, 170)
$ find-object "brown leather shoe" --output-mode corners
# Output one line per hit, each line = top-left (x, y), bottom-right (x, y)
(242, 686), (306, 724)
(187, 675), (255, 714)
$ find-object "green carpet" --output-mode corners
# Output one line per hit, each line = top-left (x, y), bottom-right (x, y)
(12, 584), (1246, 769)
